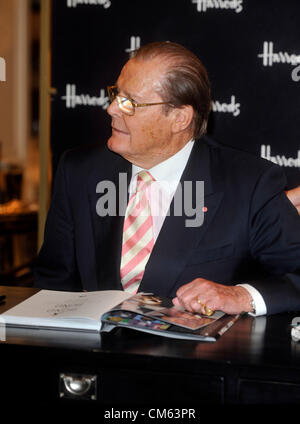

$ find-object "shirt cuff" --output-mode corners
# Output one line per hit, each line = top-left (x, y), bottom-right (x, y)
(237, 283), (267, 316)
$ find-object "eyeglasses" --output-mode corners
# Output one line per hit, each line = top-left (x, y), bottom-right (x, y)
(107, 85), (171, 116)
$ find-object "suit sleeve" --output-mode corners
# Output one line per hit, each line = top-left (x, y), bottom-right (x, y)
(33, 152), (82, 291)
(247, 165), (300, 314)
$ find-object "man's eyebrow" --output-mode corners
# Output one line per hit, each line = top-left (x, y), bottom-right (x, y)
(116, 84), (139, 102)
(123, 90), (134, 99)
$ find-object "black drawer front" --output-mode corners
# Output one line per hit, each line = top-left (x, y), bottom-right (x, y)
(238, 379), (300, 404)
(98, 370), (224, 404)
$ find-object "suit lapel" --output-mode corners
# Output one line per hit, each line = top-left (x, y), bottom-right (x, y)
(139, 140), (224, 297)
(88, 149), (131, 290)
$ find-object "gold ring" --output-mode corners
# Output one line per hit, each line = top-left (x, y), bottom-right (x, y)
(203, 305), (214, 316)
(197, 298), (214, 316)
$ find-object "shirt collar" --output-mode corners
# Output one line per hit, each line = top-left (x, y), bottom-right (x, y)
(130, 139), (194, 193)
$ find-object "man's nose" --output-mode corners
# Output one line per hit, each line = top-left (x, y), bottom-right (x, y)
(107, 98), (121, 117)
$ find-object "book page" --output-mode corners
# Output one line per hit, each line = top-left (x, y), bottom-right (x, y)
(2, 290), (133, 323)
(110, 293), (224, 330)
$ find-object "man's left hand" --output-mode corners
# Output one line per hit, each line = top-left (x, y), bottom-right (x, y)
(172, 278), (253, 315)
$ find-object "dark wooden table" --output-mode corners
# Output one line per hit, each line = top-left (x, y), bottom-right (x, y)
(1, 285), (300, 414)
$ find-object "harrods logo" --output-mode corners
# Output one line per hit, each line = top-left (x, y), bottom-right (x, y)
(66, 0), (111, 8)
(212, 95), (240, 117)
(261, 145), (300, 168)
(258, 42), (300, 67)
(291, 65), (300, 82)
(61, 84), (109, 109)
(0, 56), (6, 82)
(125, 36), (141, 57)
(192, 0), (243, 13)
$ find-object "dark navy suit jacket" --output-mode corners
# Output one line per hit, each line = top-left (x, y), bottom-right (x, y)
(34, 137), (300, 314)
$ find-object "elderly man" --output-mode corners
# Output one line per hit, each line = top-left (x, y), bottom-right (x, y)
(34, 41), (300, 317)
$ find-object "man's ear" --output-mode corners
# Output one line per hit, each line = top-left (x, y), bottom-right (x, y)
(171, 105), (194, 134)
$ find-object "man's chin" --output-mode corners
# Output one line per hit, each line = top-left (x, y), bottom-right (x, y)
(107, 135), (120, 152)
(107, 136), (114, 151)
(107, 136), (128, 158)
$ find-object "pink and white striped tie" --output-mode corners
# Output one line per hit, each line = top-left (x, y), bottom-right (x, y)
(120, 170), (155, 293)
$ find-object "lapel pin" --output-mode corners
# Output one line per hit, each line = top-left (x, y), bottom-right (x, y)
(202, 206), (208, 212)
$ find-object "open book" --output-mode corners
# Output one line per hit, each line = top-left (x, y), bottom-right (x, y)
(1, 290), (241, 342)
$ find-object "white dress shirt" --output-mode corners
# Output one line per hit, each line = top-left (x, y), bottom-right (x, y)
(128, 139), (266, 316)
(130, 140), (194, 241)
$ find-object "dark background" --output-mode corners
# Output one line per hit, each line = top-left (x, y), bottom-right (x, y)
(50, 0), (300, 189)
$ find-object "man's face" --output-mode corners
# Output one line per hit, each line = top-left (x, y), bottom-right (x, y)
(107, 57), (184, 168)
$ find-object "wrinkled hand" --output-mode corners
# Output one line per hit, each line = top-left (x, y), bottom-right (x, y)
(172, 278), (253, 315)
(286, 187), (300, 214)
